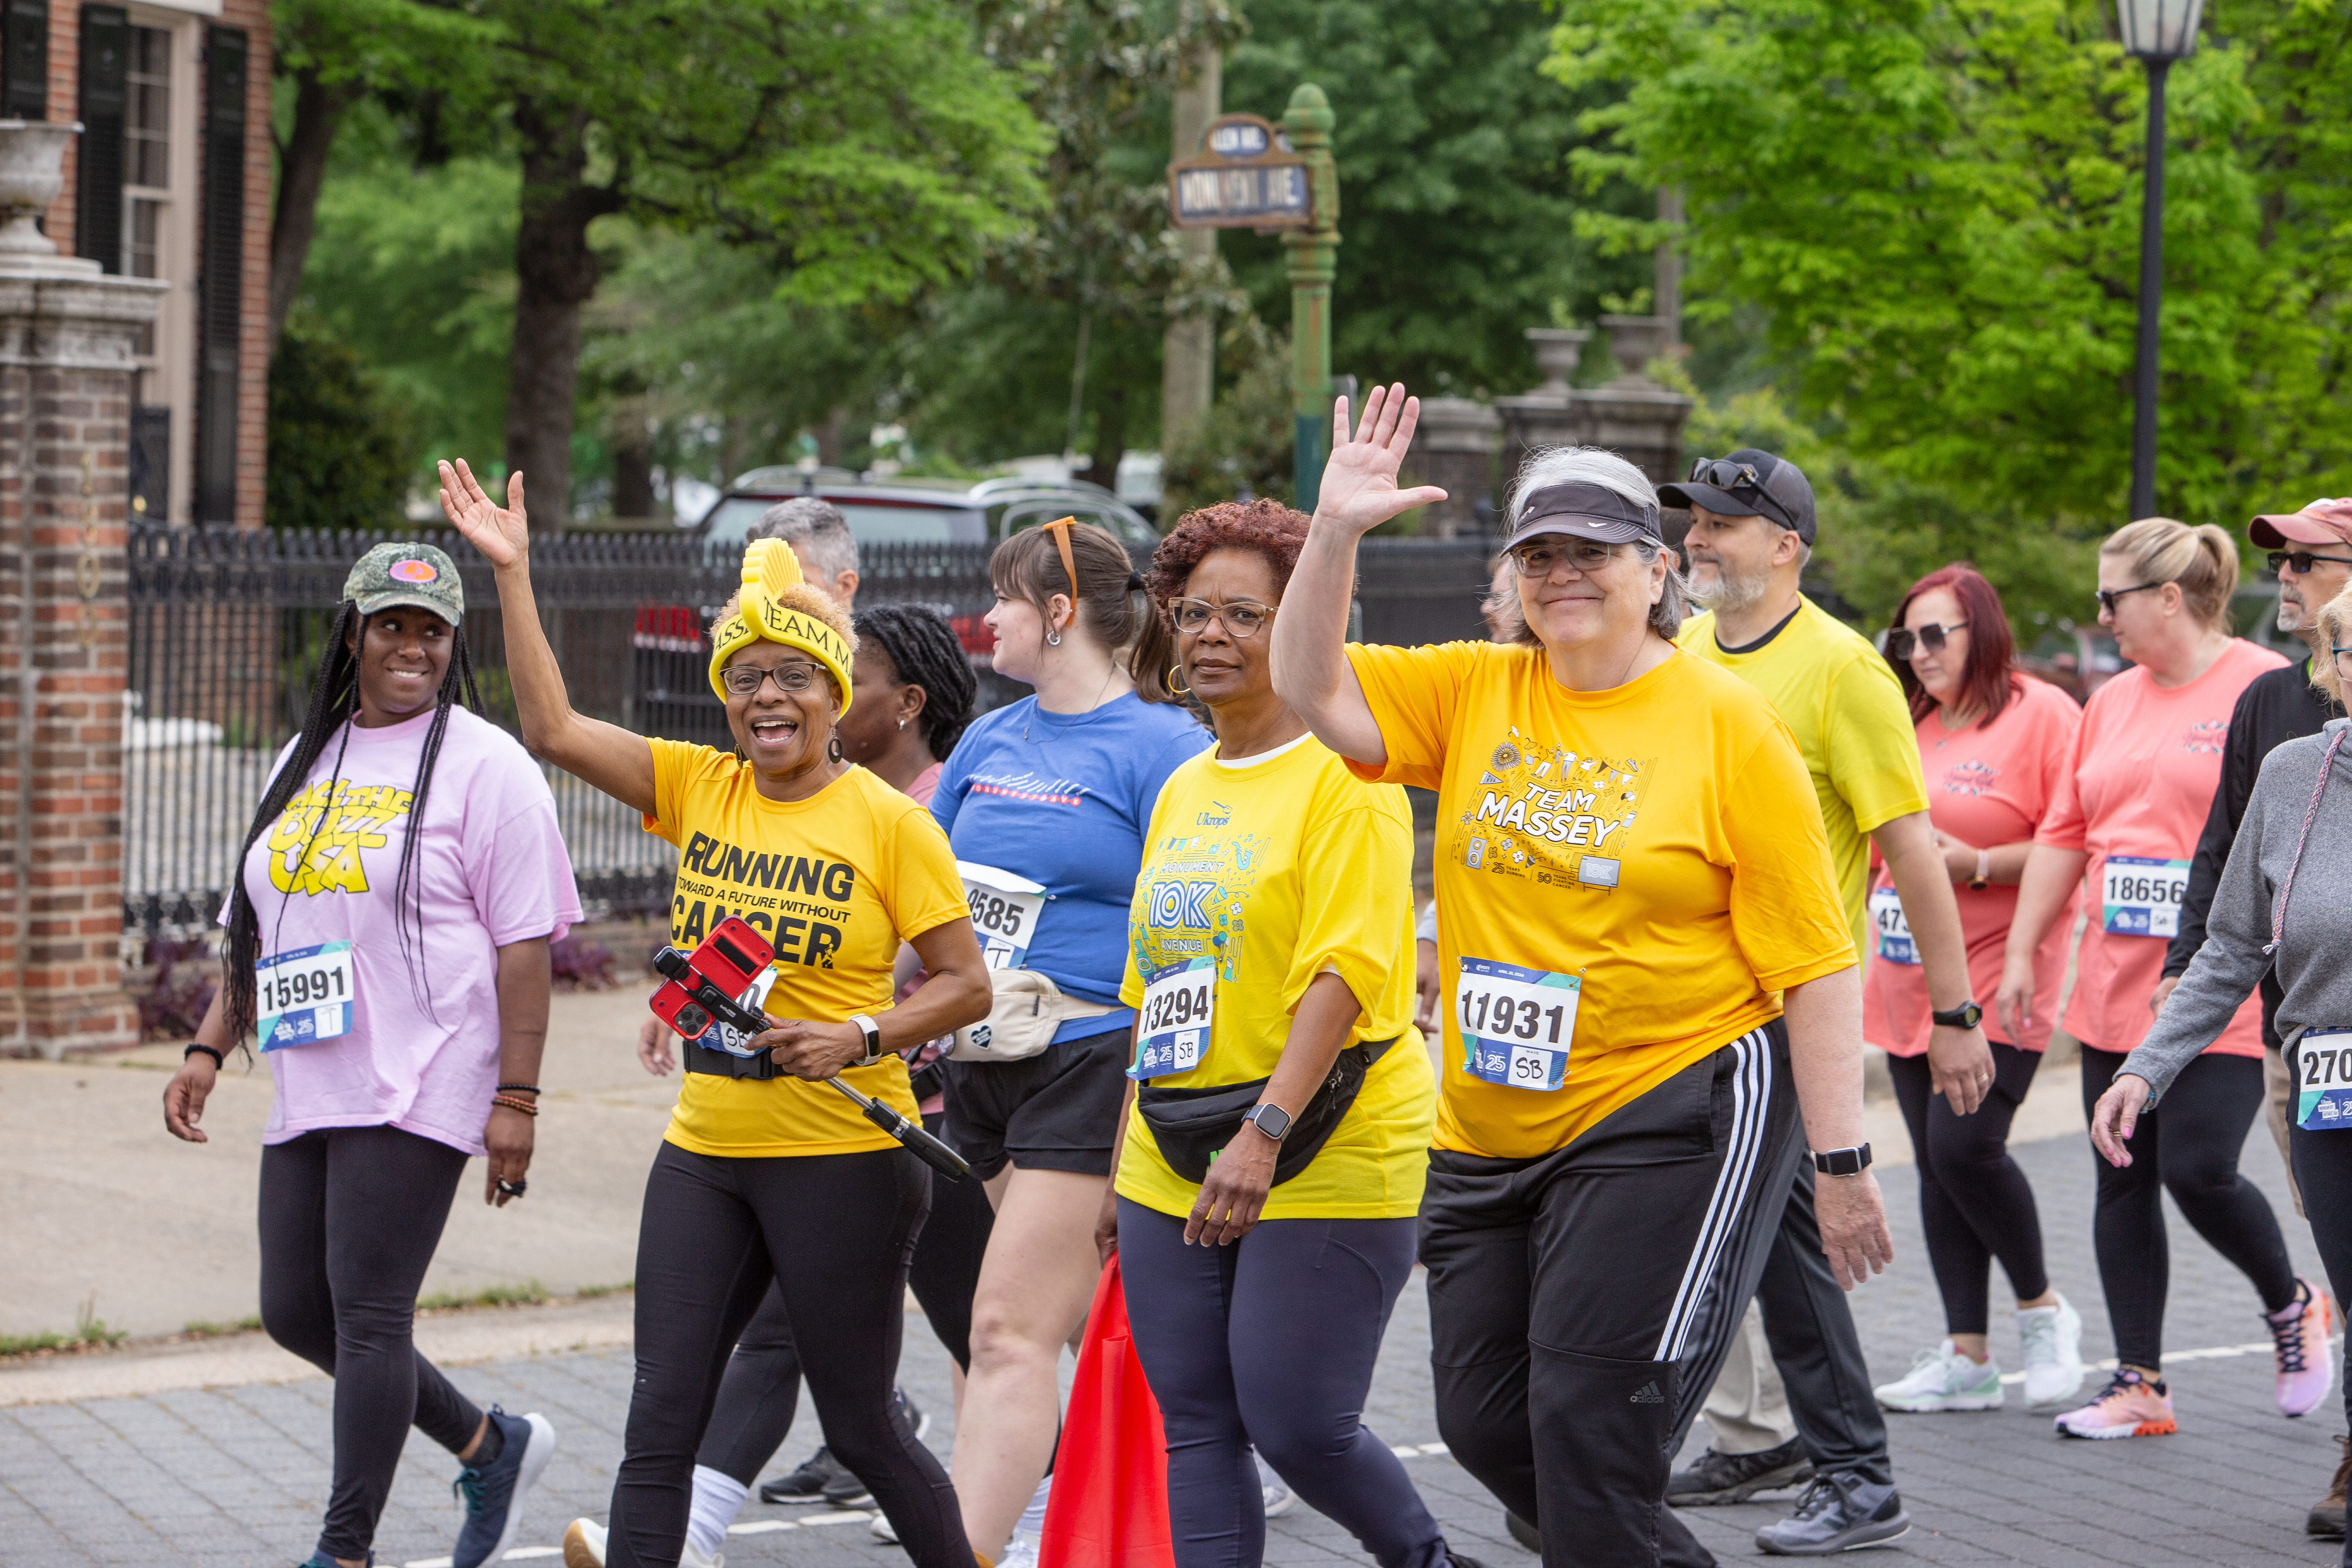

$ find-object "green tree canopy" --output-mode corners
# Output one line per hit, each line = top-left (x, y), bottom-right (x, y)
(266, 310), (418, 530)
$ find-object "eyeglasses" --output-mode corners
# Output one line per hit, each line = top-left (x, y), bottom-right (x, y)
(2268, 551), (2352, 576)
(1167, 597), (1277, 638)
(2096, 583), (2164, 615)
(720, 661), (822, 697)
(1688, 457), (1763, 491)
(1886, 622), (1969, 660)
(1508, 539), (1619, 578)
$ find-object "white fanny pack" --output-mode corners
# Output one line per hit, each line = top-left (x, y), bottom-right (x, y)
(949, 967), (1115, 1063)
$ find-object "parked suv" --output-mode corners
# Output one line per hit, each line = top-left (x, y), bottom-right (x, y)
(696, 469), (1158, 552)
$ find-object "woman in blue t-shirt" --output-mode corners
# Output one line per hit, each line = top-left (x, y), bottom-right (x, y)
(933, 518), (1207, 1562)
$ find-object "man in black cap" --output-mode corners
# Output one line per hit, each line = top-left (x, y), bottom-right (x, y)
(1655, 448), (1995, 1555)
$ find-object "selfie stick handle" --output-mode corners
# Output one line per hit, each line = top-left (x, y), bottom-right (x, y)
(821, 1077), (973, 1182)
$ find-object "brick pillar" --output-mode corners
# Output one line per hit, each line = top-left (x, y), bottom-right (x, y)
(0, 220), (165, 1056)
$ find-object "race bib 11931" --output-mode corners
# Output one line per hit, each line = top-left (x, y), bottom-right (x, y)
(1868, 885), (1919, 966)
(1456, 958), (1580, 1091)
(257, 942), (356, 1051)
(2102, 855), (2190, 938)
(2297, 1030), (2352, 1131)
(1131, 958), (1215, 1080)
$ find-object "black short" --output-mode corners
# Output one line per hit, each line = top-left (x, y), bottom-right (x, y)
(942, 1027), (1130, 1179)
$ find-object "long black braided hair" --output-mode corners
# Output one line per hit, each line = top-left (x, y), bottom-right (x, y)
(854, 604), (978, 761)
(220, 600), (482, 1050)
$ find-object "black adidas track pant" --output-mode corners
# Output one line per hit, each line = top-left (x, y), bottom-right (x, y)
(1421, 1022), (1799, 1568)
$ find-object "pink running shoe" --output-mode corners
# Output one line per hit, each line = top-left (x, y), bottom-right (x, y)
(2054, 1369), (2176, 1439)
(2270, 1278), (2337, 1418)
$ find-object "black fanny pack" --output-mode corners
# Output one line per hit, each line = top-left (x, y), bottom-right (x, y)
(686, 1038), (785, 1080)
(1138, 1036), (1398, 1186)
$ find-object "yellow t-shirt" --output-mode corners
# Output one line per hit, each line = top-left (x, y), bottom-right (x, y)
(1346, 641), (1855, 1161)
(1114, 735), (1435, 1219)
(643, 741), (970, 1157)
(1678, 597), (1929, 954)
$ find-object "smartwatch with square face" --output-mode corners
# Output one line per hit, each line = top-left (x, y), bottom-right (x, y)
(1243, 1102), (1293, 1141)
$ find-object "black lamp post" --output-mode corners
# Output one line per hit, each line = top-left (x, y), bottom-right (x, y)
(2117, 0), (2203, 520)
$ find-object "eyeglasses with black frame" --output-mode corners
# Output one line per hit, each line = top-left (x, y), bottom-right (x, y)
(720, 661), (823, 697)
(1507, 538), (1620, 578)
(2096, 583), (2164, 615)
(2268, 551), (2352, 576)
(1886, 622), (1970, 661)
(1166, 597), (1277, 638)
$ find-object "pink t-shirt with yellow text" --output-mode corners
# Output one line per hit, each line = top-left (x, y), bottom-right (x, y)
(2036, 639), (2287, 1057)
(1865, 675), (2082, 1056)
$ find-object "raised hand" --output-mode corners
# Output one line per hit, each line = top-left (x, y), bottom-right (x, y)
(438, 459), (530, 569)
(1314, 382), (1448, 537)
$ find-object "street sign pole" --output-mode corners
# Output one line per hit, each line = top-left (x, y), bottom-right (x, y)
(1281, 85), (1338, 512)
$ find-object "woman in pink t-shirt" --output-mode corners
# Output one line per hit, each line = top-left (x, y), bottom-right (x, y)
(1863, 566), (2088, 1415)
(1998, 518), (2326, 1442)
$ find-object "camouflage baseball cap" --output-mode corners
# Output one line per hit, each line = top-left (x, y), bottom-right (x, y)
(343, 542), (464, 624)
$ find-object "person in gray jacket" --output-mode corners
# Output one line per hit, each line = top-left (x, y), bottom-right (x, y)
(2094, 586), (2352, 1565)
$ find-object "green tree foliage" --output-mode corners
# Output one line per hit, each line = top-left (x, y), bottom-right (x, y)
(1550, 0), (2352, 529)
(1160, 324), (1297, 516)
(266, 310), (418, 530)
(1219, 0), (1651, 399)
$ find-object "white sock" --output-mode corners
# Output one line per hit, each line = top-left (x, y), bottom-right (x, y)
(688, 1464), (749, 1559)
(1017, 1472), (1051, 1537)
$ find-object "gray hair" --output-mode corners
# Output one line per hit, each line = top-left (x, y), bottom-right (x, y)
(747, 497), (858, 583)
(1499, 446), (1690, 640)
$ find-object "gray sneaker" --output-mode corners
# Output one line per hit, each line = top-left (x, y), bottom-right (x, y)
(1754, 1472), (1910, 1556)
(1667, 1437), (1814, 1506)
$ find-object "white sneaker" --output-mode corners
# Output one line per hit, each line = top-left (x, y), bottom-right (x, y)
(1256, 1451), (1295, 1518)
(1000, 1533), (1040, 1568)
(2018, 1294), (2086, 1409)
(870, 1510), (900, 1544)
(562, 1517), (723, 1568)
(1873, 1340), (2004, 1412)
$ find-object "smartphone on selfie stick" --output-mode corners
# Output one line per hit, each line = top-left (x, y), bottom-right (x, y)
(649, 918), (971, 1182)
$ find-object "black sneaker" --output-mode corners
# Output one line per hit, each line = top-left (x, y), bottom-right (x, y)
(761, 1444), (856, 1505)
(1754, 1473), (1910, 1556)
(1666, 1437), (1814, 1506)
(1505, 1511), (1541, 1552)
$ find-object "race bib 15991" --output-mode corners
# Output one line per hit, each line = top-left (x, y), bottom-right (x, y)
(2297, 1030), (2352, 1131)
(957, 861), (1049, 971)
(257, 942), (356, 1051)
(1868, 885), (1919, 966)
(1456, 957), (1580, 1091)
(2102, 855), (2190, 938)
(1131, 958), (1215, 1080)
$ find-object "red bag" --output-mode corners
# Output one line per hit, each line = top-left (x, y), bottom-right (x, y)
(1036, 1258), (1176, 1568)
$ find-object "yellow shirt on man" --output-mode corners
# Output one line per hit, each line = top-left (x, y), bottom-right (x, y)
(643, 740), (969, 1157)
(1345, 641), (1854, 1161)
(1116, 734), (1436, 1220)
(1678, 597), (1929, 951)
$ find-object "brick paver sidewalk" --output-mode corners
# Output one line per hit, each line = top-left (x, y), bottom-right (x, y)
(3, 1124), (2343, 1567)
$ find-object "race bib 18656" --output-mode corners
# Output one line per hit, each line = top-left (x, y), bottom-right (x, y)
(1131, 958), (1215, 1080)
(1868, 885), (1919, 966)
(2297, 1030), (2352, 1131)
(1456, 958), (1580, 1091)
(257, 942), (356, 1051)
(957, 861), (1049, 971)
(2102, 855), (2190, 938)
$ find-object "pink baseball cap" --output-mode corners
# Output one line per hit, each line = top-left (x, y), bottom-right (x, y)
(2249, 498), (2352, 550)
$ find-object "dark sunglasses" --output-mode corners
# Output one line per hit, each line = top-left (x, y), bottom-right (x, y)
(1886, 622), (1968, 660)
(1688, 457), (1764, 491)
(2096, 583), (2163, 615)
(2268, 550), (2352, 575)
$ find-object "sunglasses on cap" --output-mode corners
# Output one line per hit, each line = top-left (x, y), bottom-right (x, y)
(1886, 622), (1968, 661)
(2268, 550), (2352, 576)
(1688, 458), (1764, 491)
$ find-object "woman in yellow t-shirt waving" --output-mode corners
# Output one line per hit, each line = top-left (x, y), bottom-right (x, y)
(438, 462), (990, 1568)
(1091, 498), (1461, 1568)
(1270, 394), (1894, 1568)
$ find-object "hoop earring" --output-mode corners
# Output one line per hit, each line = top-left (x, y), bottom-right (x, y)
(1046, 628), (1063, 648)
(827, 736), (845, 764)
(1168, 663), (1192, 697)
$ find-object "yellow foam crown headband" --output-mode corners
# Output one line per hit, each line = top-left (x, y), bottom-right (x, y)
(707, 539), (855, 716)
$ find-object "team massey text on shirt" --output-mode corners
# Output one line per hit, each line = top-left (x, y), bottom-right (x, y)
(1455, 729), (1646, 891)
(670, 828), (859, 965)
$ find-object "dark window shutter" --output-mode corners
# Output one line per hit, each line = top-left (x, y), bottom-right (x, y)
(74, 3), (124, 270)
(4, 1), (48, 120)
(196, 24), (246, 524)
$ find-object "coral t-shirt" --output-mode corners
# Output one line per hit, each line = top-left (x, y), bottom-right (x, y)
(2037, 639), (2288, 1056)
(1863, 676), (2081, 1055)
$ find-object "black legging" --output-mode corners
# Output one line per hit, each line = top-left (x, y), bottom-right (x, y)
(695, 1111), (995, 1485)
(2079, 1044), (2298, 1370)
(606, 1140), (969, 1568)
(2286, 1059), (2352, 1568)
(1886, 1042), (2049, 1335)
(258, 1124), (484, 1562)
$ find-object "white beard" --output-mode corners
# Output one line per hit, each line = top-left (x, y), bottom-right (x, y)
(1689, 559), (1775, 615)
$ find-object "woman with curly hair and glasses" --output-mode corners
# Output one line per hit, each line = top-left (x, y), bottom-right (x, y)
(1092, 496), (1467, 1568)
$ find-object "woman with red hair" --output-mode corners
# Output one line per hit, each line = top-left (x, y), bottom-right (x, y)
(1865, 565), (2091, 1415)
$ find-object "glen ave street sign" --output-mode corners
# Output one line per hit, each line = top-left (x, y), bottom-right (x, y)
(1167, 113), (1313, 230)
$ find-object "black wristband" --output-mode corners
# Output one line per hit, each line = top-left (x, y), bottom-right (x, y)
(184, 1043), (224, 1069)
(496, 1083), (542, 1094)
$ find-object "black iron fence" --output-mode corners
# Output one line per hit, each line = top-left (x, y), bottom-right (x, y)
(122, 525), (1494, 934)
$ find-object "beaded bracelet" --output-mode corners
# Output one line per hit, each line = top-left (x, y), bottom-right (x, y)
(184, 1043), (224, 1069)
(490, 1094), (540, 1118)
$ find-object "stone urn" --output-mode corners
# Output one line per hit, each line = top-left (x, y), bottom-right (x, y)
(1598, 315), (1677, 387)
(0, 121), (89, 270)
(1524, 327), (1589, 394)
